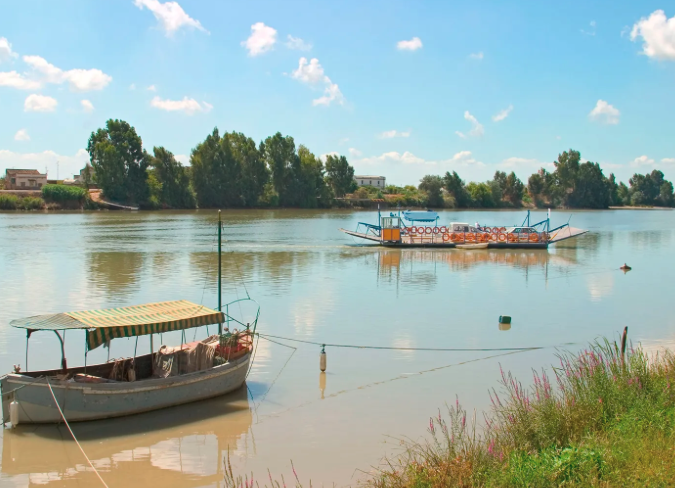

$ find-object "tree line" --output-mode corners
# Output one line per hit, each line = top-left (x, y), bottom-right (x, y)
(85, 120), (674, 209)
(365, 149), (673, 209)
(86, 119), (356, 209)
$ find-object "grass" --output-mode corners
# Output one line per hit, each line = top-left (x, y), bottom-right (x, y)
(369, 340), (675, 488)
(0, 194), (45, 210)
(223, 339), (675, 488)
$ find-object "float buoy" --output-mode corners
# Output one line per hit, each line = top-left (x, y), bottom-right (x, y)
(320, 344), (327, 372)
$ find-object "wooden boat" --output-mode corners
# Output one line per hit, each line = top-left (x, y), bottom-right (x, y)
(456, 242), (488, 250)
(340, 209), (588, 249)
(1, 211), (259, 425)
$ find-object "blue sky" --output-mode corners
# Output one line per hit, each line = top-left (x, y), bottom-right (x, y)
(1, 0), (674, 185)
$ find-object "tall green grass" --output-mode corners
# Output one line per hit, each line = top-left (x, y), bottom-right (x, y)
(369, 340), (675, 487)
(0, 194), (45, 210)
(42, 184), (87, 202)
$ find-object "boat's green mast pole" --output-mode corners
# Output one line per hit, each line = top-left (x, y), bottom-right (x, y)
(218, 210), (222, 335)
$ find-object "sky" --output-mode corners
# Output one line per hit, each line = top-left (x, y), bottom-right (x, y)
(1, 0), (674, 186)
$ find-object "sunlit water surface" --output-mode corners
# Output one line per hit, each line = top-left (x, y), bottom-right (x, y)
(1, 209), (674, 486)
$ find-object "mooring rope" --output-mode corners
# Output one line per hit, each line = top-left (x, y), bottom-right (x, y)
(45, 378), (110, 488)
(257, 333), (559, 352)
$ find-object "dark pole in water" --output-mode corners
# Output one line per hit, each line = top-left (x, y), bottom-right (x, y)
(620, 326), (628, 362)
(218, 210), (222, 336)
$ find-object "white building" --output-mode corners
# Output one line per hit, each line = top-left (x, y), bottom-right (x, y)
(354, 175), (386, 188)
(4, 169), (47, 190)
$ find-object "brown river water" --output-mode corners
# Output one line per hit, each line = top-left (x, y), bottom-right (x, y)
(1, 208), (674, 486)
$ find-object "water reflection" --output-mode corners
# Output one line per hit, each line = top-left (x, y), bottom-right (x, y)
(1, 387), (252, 487)
(86, 252), (145, 298)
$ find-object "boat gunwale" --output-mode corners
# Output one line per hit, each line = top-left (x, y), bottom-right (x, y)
(1, 352), (251, 396)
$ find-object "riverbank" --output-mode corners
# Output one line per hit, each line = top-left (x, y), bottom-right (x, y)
(368, 339), (675, 487)
(225, 339), (675, 487)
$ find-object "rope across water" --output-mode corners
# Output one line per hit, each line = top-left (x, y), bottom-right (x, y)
(257, 333), (564, 352)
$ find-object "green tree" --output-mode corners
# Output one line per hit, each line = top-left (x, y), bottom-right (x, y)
(325, 154), (356, 197)
(190, 128), (243, 208)
(467, 182), (494, 208)
(503, 172), (525, 206)
(618, 182), (631, 205)
(527, 172), (546, 207)
(573, 162), (610, 208)
(295, 145), (332, 208)
(261, 132), (298, 206)
(150, 146), (196, 209)
(551, 149), (581, 207)
(226, 132), (268, 206)
(606, 173), (621, 207)
(418, 175), (444, 207)
(443, 171), (471, 207)
(87, 119), (149, 204)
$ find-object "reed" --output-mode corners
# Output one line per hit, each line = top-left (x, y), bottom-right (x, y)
(222, 340), (675, 487)
(0, 195), (45, 210)
(369, 340), (675, 487)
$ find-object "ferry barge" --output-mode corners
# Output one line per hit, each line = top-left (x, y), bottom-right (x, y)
(339, 209), (587, 249)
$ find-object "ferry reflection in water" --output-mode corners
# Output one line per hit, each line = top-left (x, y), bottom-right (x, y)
(376, 248), (578, 282)
(1, 387), (252, 487)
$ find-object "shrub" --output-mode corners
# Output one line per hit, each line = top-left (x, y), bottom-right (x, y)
(42, 184), (87, 203)
(0, 194), (19, 210)
(19, 197), (45, 210)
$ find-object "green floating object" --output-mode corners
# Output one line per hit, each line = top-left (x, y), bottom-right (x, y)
(499, 315), (512, 324)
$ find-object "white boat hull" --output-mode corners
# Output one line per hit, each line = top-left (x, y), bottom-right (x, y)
(1, 353), (250, 424)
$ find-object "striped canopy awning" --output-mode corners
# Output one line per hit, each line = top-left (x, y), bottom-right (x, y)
(11, 300), (224, 350)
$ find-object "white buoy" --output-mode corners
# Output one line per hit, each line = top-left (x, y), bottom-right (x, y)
(320, 345), (326, 372)
(9, 401), (19, 428)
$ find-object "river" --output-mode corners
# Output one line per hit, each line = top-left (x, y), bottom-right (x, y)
(1, 208), (674, 486)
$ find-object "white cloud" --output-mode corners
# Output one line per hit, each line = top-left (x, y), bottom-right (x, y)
(396, 37), (423, 51)
(175, 154), (189, 165)
(320, 151), (339, 162)
(355, 150), (482, 167)
(23, 55), (112, 91)
(150, 96), (212, 114)
(581, 20), (597, 36)
(242, 22), (277, 56)
(0, 37), (18, 63)
(556, 135), (562, 140)
(339, 137), (349, 144)
(24, 94), (57, 112)
(286, 35), (312, 51)
(0, 148), (88, 178)
(348, 148), (362, 157)
(445, 150), (483, 167)
(589, 99), (620, 124)
(500, 157), (554, 176)
(147, 84), (157, 91)
(0, 71), (41, 90)
(379, 130), (411, 139)
(313, 82), (344, 106)
(291, 57), (325, 84)
(291, 57), (345, 107)
(492, 105), (513, 122)
(133, 0), (208, 35)
(661, 158), (675, 164)
(81, 99), (94, 113)
(631, 155), (655, 167)
(14, 129), (30, 141)
(129, 83), (136, 90)
(456, 111), (484, 138)
(469, 52), (484, 60)
(630, 10), (675, 61)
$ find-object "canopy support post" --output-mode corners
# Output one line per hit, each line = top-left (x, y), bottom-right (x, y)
(53, 331), (67, 372)
(25, 329), (32, 371)
(218, 210), (223, 336)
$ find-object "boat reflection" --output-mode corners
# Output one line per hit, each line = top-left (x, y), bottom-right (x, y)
(377, 248), (577, 274)
(1, 386), (252, 487)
